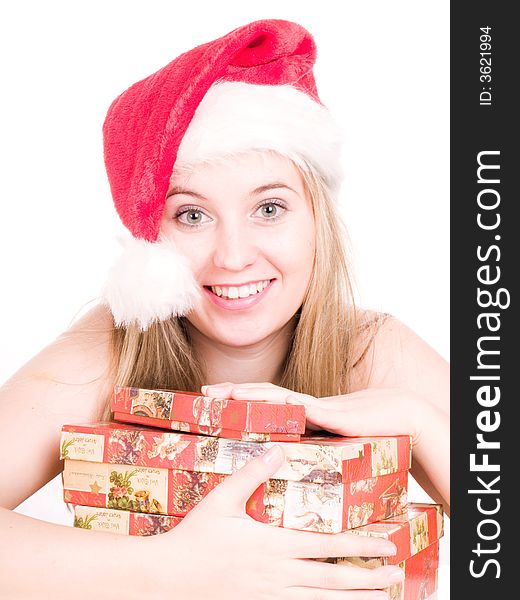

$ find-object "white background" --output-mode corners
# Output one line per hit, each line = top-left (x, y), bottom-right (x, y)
(1, 0), (449, 596)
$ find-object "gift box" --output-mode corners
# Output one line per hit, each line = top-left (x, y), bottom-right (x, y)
(112, 385), (305, 441)
(61, 423), (411, 485)
(73, 504), (182, 536)
(63, 459), (226, 516)
(247, 470), (408, 532)
(324, 504), (444, 599)
(63, 457), (407, 532)
(61, 423), (411, 532)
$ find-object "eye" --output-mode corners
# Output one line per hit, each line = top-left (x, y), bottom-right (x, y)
(175, 206), (211, 227)
(255, 200), (287, 220)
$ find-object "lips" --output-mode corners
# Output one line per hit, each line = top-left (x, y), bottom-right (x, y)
(206, 279), (272, 300)
(203, 279), (275, 311)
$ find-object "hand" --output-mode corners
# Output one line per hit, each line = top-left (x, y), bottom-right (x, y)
(201, 382), (434, 444)
(150, 445), (404, 599)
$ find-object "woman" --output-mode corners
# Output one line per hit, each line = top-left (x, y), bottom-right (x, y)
(0, 20), (448, 599)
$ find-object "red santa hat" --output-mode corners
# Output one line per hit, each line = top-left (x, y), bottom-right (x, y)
(102, 19), (342, 330)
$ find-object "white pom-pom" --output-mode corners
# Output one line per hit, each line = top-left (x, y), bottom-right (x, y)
(102, 235), (201, 330)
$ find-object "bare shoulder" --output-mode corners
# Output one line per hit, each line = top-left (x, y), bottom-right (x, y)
(0, 304), (115, 508)
(351, 311), (449, 412)
(13, 303), (115, 391)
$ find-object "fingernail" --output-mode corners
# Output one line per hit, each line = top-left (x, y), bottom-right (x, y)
(201, 385), (208, 394)
(262, 445), (283, 464)
(378, 542), (397, 556)
(388, 568), (405, 584)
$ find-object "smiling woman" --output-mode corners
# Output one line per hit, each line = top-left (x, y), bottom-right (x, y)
(108, 145), (364, 403)
(0, 15), (449, 600)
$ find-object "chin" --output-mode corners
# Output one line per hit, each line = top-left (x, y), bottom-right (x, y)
(187, 310), (298, 349)
(210, 328), (276, 349)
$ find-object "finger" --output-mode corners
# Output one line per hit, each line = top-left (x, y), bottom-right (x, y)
(203, 445), (285, 515)
(286, 395), (347, 413)
(222, 381), (275, 389)
(306, 404), (409, 437)
(203, 382), (275, 396)
(286, 561), (405, 591)
(286, 394), (327, 407)
(285, 587), (391, 600)
(227, 387), (317, 406)
(201, 382), (235, 395)
(299, 405), (355, 435)
(229, 386), (296, 403)
(269, 528), (397, 560)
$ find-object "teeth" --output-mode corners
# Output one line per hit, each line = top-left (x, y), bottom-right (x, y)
(210, 280), (271, 299)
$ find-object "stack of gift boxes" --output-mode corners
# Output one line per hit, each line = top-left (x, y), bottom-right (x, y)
(60, 386), (443, 599)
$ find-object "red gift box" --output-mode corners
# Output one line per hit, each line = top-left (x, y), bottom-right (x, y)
(63, 459), (226, 516)
(63, 458), (408, 532)
(327, 504), (444, 599)
(61, 423), (411, 532)
(73, 504), (182, 536)
(345, 503), (444, 565)
(247, 469), (408, 532)
(61, 422), (411, 484)
(112, 386), (305, 441)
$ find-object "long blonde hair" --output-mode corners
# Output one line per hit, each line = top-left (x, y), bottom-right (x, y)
(103, 158), (378, 420)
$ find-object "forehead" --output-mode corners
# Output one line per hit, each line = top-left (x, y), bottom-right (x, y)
(170, 151), (306, 193)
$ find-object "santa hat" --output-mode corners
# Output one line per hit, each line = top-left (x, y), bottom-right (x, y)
(102, 19), (342, 330)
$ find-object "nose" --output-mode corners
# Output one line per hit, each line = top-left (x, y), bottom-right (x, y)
(212, 223), (258, 271)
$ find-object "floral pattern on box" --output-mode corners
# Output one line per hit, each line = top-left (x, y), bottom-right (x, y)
(112, 386), (306, 439)
(64, 461), (407, 532)
(61, 424), (411, 484)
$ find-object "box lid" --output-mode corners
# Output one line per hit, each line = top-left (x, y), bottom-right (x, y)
(60, 422), (411, 484)
(112, 386), (306, 436)
(349, 503), (444, 564)
(112, 411), (300, 442)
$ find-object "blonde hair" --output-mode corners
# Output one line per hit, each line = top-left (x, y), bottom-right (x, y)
(102, 157), (379, 420)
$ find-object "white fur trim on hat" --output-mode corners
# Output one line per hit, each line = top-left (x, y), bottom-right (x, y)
(176, 81), (343, 194)
(102, 235), (201, 330)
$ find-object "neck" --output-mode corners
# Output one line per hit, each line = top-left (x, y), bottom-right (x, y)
(187, 319), (296, 386)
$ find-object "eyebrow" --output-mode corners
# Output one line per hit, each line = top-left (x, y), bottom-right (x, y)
(167, 182), (298, 199)
(167, 187), (207, 200)
(251, 182), (298, 195)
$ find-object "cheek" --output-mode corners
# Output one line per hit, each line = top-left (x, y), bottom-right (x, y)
(272, 223), (316, 278)
(170, 234), (211, 275)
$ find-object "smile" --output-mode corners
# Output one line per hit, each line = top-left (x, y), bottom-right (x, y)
(203, 279), (275, 311)
(207, 279), (271, 299)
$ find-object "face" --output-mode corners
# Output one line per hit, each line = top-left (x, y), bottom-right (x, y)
(161, 152), (316, 349)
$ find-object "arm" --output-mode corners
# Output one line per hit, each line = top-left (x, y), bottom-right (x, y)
(0, 507), (160, 600)
(0, 304), (114, 508)
(202, 316), (450, 515)
(355, 316), (450, 512)
(0, 444), (403, 599)
(0, 304), (159, 598)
